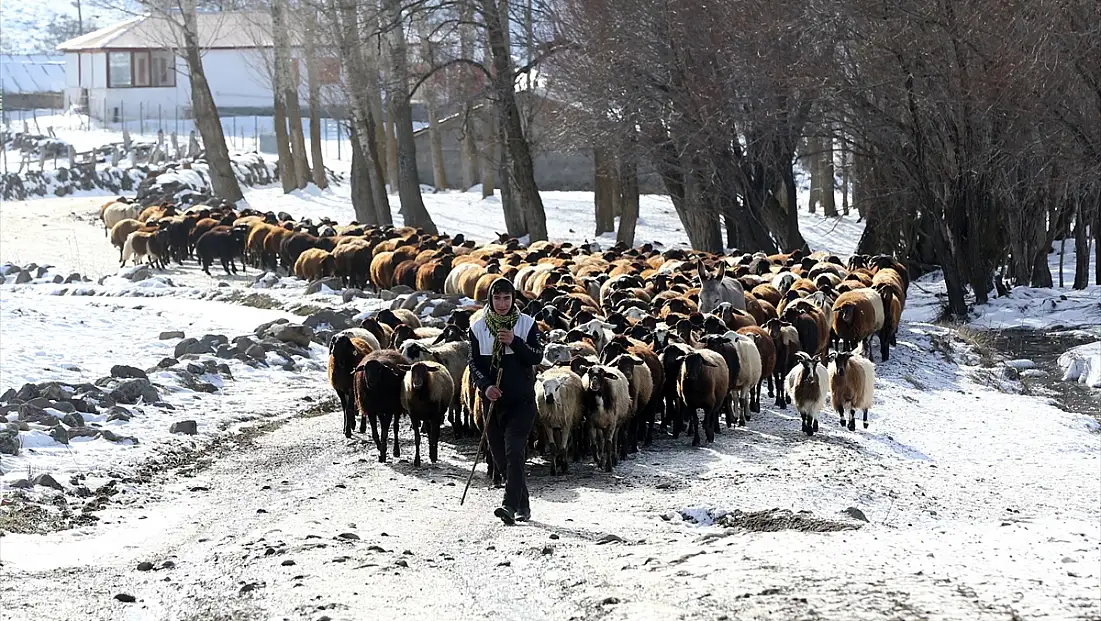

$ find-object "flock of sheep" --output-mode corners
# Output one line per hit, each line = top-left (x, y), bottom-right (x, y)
(96, 196), (909, 475)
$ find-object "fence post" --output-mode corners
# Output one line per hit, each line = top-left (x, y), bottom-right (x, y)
(175, 106), (179, 136)
(254, 115), (259, 152)
(158, 104), (163, 133)
(336, 120), (341, 161)
(121, 101), (125, 128)
(140, 102), (144, 135)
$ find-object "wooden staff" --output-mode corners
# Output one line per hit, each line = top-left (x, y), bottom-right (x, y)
(460, 366), (504, 505)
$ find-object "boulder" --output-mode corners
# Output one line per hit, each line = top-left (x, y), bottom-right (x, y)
(67, 397), (95, 414)
(215, 344), (236, 359)
(38, 382), (73, 401)
(0, 432), (19, 455)
(254, 318), (289, 337)
(429, 300), (458, 318)
(0, 388), (15, 403)
(303, 309), (355, 332)
(32, 473), (64, 491)
(170, 420), (198, 435)
(64, 272), (83, 284)
(270, 323), (313, 348)
(14, 271), (32, 284)
(245, 344), (267, 361)
(174, 337), (213, 358)
(305, 277), (343, 295)
(390, 285), (414, 295)
(49, 400), (76, 414)
(171, 370), (218, 393)
(62, 412), (85, 428)
(109, 378), (159, 405)
(200, 334), (229, 348)
(233, 335), (259, 353)
(157, 357), (178, 369)
(51, 424), (70, 444)
(107, 406), (132, 422)
(121, 265), (152, 282)
(0, 263), (19, 276)
(159, 331), (185, 340)
(111, 364), (149, 380)
(49, 274), (64, 284)
(342, 288), (366, 303)
(15, 383), (39, 401)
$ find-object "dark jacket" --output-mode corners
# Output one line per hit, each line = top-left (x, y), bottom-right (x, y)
(468, 311), (544, 406)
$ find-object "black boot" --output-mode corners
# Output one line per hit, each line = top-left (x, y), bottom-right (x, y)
(494, 506), (516, 525)
(515, 506), (531, 522)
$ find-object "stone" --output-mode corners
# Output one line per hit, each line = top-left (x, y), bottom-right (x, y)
(215, 344), (236, 359)
(1001, 365), (1021, 381)
(114, 594), (137, 603)
(67, 397), (95, 414)
(101, 429), (125, 442)
(18, 403), (55, 424)
(110, 378), (159, 405)
(0, 432), (19, 455)
(170, 420), (198, 435)
(390, 285), (414, 295)
(305, 277), (343, 295)
(62, 412), (85, 428)
(233, 336), (259, 353)
(159, 331), (185, 340)
(137, 561), (154, 571)
(270, 323), (314, 348)
(254, 318), (290, 337)
(26, 396), (53, 409)
(121, 265), (152, 282)
(429, 300), (458, 319)
(14, 270), (32, 284)
(341, 288), (365, 303)
(245, 344), (267, 362)
(51, 424), (70, 444)
(49, 400), (76, 414)
(9, 478), (33, 489)
(171, 370), (218, 393)
(64, 272), (83, 284)
(50, 274), (64, 284)
(200, 334), (229, 348)
(336, 532), (360, 540)
(842, 507), (870, 523)
(402, 292), (430, 312)
(174, 338), (213, 357)
(35, 265), (52, 278)
(68, 427), (101, 439)
(0, 263), (19, 275)
(15, 383), (39, 401)
(303, 309), (355, 332)
(157, 357), (178, 369)
(0, 388), (14, 403)
(107, 406), (132, 422)
(24, 263), (38, 274)
(379, 289), (398, 301)
(111, 365), (148, 380)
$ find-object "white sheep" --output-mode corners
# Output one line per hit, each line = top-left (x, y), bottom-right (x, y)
(828, 351), (876, 431)
(535, 367), (585, 476)
(784, 352), (829, 436)
(721, 331), (763, 427)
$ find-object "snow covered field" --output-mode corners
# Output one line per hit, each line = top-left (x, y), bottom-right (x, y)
(1, 184), (1099, 619)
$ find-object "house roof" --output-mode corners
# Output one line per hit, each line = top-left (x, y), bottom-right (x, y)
(56, 12), (280, 52)
(0, 54), (66, 93)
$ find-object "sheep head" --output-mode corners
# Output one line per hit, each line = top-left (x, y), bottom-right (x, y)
(832, 352), (853, 376)
(409, 362), (432, 390)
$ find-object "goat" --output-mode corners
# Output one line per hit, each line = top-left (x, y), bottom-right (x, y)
(785, 352), (829, 436)
(828, 351), (876, 431)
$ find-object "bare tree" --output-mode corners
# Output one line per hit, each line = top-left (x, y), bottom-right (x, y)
(272, 0), (312, 188)
(303, 8), (327, 189)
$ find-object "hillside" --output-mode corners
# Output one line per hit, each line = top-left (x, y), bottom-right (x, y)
(0, 0), (134, 55)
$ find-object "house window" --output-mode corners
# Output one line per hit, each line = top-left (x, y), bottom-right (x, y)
(319, 57), (341, 85)
(134, 52), (150, 87)
(152, 51), (175, 87)
(108, 52), (132, 87)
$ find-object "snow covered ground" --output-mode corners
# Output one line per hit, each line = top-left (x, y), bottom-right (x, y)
(1060, 341), (1101, 389)
(1, 184), (1099, 619)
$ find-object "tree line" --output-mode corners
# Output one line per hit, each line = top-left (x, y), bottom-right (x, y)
(133, 0), (1099, 317)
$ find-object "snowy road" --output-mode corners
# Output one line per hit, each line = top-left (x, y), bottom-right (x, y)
(3, 326), (1099, 620)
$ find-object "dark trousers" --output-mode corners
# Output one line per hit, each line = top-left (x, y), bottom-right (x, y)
(486, 399), (537, 513)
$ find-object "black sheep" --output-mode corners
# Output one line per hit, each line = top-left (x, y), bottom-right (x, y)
(195, 225), (248, 276)
(353, 349), (411, 463)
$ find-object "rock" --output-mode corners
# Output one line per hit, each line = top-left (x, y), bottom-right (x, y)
(215, 344), (236, 359)
(303, 309), (355, 332)
(0, 263), (19, 275)
(170, 420), (198, 435)
(336, 532), (360, 540)
(137, 561), (154, 571)
(9, 478), (33, 489)
(549, 533), (560, 540)
(101, 429), (124, 442)
(157, 357), (178, 369)
(50, 424), (70, 444)
(305, 277), (343, 294)
(110, 378), (159, 405)
(64, 272), (82, 284)
(50, 400), (76, 414)
(270, 323), (314, 347)
(245, 344), (267, 361)
(0, 388), (15, 403)
(0, 274), (4, 284)
(121, 265), (152, 282)
(379, 289), (398, 301)
(68, 427), (101, 439)
(114, 593), (137, 603)
(49, 274), (64, 284)
(342, 289), (366, 303)
(26, 396), (53, 409)
(35, 265), (52, 278)
(429, 300), (458, 318)
(174, 337), (212, 358)
(107, 406), (132, 422)
(111, 365), (148, 380)
(159, 331), (185, 340)
(390, 285), (414, 295)
(62, 412), (85, 428)
(842, 507), (870, 522)
(233, 335), (259, 353)
(171, 370), (218, 393)
(14, 271), (32, 284)
(254, 318), (289, 337)
(281, 559), (296, 566)
(16, 383), (39, 401)
(0, 432), (19, 455)
(1001, 365), (1021, 381)
(394, 559), (409, 568)
(24, 263), (38, 274)
(596, 534), (625, 545)
(67, 397), (95, 414)
(31, 473), (63, 491)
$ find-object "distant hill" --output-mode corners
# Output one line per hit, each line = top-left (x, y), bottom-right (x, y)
(0, 1), (134, 55)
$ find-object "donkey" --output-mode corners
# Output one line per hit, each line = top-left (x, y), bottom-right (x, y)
(696, 260), (746, 313)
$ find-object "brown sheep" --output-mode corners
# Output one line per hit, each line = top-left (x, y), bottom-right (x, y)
(831, 289), (885, 357)
(329, 334), (375, 438)
(400, 361), (455, 466)
(751, 283), (782, 308)
(676, 349), (729, 446)
(415, 256), (453, 293)
(110, 219), (145, 262)
(333, 238), (373, 290)
(294, 248), (335, 281)
(353, 349), (412, 462)
(763, 318), (801, 408)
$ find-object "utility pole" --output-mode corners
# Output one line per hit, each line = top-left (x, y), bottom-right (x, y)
(73, 0), (84, 35)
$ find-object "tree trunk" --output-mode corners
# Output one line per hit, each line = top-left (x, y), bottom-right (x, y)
(349, 122), (377, 225)
(363, 31), (388, 185)
(181, 3), (242, 201)
(498, 133), (518, 238)
(1072, 198), (1089, 290)
(821, 137), (837, 217)
(272, 0), (310, 189)
(807, 137), (818, 214)
(332, 0), (390, 225)
(304, 10), (327, 189)
(426, 93), (448, 190)
(852, 150), (867, 221)
(384, 0), (436, 233)
(272, 76), (295, 194)
(481, 103), (496, 198)
(781, 163), (807, 253)
(931, 218), (968, 318)
(458, 3), (479, 190)
(1095, 195), (1100, 286)
(616, 156), (639, 247)
(482, 0), (548, 241)
(593, 146), (615, 236)
(840, 138), (850, 216)
(386, 119), (399, 192)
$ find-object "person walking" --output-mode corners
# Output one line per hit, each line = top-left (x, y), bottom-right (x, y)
(467, 277), (544, 525)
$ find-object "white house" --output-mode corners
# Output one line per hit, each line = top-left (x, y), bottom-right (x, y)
(57, 12), (343, 123)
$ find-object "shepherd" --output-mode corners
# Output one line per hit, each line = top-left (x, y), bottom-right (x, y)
(467, 277), (544, 525)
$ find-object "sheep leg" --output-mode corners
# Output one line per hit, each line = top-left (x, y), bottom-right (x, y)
(775, 371), (786, 408)
(847, 409), (856, 432)
(374, 413), (389, 462)
(837, 402), (846, 427)
(428, 420), (440, 463)
(766, 374), (774, 398)
(862, 409), (869, 429)
(557, 427), (570, 475)
(689, 408), (700, 447)
(338, 392), (352, 437)
(547, 427), (559, 476)
(880, 331), (890, 362)
(723, 394), (734, 428)
(392, 412), (401, 458)
(411, 415), (422, 467)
